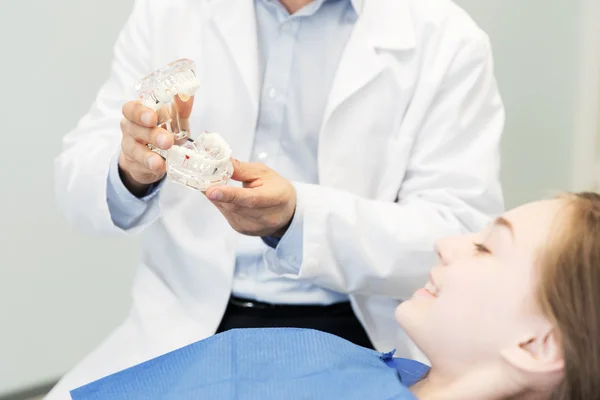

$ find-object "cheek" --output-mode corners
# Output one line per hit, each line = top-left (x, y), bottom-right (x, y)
(394, 290), (487, 358)
(395, 266), (514, 343)
(431, 277), (527, 341)
(431, 288), (487, 325)
(427, 272), (501, 333)
(395, 270), (484, 328)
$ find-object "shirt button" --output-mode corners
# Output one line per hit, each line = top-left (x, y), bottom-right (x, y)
(258, 152), (268, 161)
(268, 87), (277, 99)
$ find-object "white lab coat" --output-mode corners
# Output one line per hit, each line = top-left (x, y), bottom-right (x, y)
(50, 0), (504, 396)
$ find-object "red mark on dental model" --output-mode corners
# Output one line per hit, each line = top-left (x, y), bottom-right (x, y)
(181, 154), (190, 167)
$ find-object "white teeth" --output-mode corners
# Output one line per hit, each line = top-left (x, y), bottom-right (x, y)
(136, 58), (200, 110)
(425, 281), (438, 296)
(164, 131), (234, 191)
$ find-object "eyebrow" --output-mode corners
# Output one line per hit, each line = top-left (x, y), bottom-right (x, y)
(493, 216), (514, 237)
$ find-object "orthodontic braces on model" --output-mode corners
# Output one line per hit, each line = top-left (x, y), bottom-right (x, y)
(135, 58), (234, 191)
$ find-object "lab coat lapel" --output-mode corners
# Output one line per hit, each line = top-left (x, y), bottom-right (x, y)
(321, 0), (416, 130)
(207, 0), (261, 120)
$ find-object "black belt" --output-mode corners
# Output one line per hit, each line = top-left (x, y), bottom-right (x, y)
(227, 296), (354, 318)
(219, 296), (375, 349)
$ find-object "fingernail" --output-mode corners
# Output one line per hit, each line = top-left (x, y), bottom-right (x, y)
(157, 134), (169, 149)
(147, 155), (156, 170)
(209, 190), (223, 201)
(141, 112), (153, 126)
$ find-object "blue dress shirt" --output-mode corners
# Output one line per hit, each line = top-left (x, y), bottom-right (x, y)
(107, 0), (360, 305)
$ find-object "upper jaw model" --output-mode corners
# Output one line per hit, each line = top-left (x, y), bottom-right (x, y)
(135, 59), (234, 191)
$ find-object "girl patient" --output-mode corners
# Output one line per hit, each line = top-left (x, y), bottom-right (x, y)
(397, 191), (600, 399)
(71, 192), (600, 400)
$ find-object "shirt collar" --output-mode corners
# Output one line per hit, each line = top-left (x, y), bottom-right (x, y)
(261, 0), (363, 16)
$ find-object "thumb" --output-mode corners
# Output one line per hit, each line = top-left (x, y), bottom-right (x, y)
(230, 158), (267, 182)
(206, 185), (252, 206)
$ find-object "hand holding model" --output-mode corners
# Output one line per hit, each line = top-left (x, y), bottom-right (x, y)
(119, 59), (233, 196)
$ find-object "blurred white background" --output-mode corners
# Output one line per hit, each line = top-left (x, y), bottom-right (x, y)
(0, 0), (599, 397)
(0, 1), (140, 396)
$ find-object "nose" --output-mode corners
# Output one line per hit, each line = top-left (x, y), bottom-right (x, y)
(435, 232), (479, 265)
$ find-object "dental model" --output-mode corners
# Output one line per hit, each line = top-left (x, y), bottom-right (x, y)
(165, 132), (234, 191)
(135, 59), (234, 191)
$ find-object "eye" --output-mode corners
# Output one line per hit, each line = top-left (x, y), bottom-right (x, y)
(473, 242), (491, 255)
(436, 250), (444, 263)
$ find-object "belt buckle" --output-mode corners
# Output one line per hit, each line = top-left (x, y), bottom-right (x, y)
(230, 297), (267, 309)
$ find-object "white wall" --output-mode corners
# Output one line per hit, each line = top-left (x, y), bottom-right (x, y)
(0, 0), (137, 395)
(454, 0), (586, 208)
(570, 0), (600, 191)
(0, 0), (597, 396)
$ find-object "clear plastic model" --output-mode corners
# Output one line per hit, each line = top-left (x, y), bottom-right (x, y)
(135, 59), (234, 191)
(165, 132), (234, 191)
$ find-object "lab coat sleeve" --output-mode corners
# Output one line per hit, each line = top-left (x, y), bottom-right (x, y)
(267, 33), (504, 299)
(54, 0), (161, 236)
(106, 150), (165, 230)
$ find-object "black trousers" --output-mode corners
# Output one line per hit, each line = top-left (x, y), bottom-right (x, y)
(216, 296), (375, 349)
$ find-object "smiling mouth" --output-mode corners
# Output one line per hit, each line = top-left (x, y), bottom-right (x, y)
(412, 272), (440, 299)
(424, 280), (439, 296)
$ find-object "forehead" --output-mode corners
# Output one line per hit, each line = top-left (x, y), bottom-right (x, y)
(501, 199), (568, 252)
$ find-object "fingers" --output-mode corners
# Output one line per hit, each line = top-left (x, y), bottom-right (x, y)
(118, 101), (170, 187)
(206, 185), (282, 209)
(121, 134), (165, 173)
(122, 100), (157, 127)
(206, 186), (257, 208)
(230, 159), (269, 182)
(120, 119), (174, 150)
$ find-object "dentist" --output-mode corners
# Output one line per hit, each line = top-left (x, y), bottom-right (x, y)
(51, 0), (504, 397)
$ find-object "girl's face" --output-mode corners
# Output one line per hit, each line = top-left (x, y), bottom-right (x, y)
(395, 199), (565, 371)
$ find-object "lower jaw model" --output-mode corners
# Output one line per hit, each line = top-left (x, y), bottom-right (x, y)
(135, 58), (234, 191)
(163, 132), (234, 191)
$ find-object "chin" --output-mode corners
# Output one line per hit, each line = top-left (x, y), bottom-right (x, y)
(394, 302), (432, 365)
(395, 299), (430, 342)
(394, 299), (413, 329)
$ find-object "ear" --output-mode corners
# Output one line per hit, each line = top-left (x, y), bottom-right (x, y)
(500, 328), (564, 375)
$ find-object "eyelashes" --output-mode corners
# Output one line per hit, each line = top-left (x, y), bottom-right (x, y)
(473, 242), (491, 254)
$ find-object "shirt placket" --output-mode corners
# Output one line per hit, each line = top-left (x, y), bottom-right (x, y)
(251, 18), (299, 167)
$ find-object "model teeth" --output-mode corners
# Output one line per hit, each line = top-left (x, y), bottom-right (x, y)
(164, 131), (234, 191)
(136, 59), (233, 191)
(135, 58), (200, 110)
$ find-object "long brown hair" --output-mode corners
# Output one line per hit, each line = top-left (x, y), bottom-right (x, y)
(537, 192), (600, 399)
